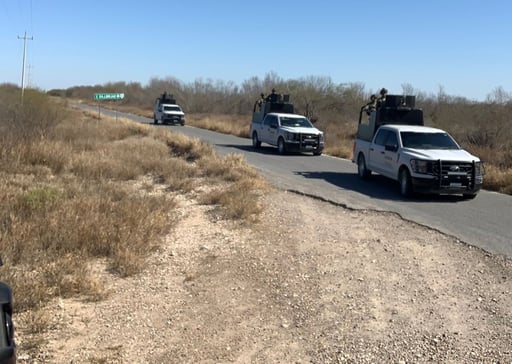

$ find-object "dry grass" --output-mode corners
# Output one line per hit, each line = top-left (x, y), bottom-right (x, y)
(186, 113), (251, 138)
(479, 165), (512, 195)
(319, 121), (357, 159)
(199, 179), (267, 222)
(0, 88), (268, 354)
(198, 153), (270, 222)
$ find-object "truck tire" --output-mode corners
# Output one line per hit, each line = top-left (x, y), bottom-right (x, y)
(0, 282), (15, 364)
(399, 168), (413, 197)
(357, 153), (371, 179)
(153, 114), (158, 125)
(277, 137), (286, 155)
(252, 132), (261, 148)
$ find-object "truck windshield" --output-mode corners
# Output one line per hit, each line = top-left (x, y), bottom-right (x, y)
(401, 132), (460, 150)
(280, 117), (313, 128)
(164, 106), (182, 112)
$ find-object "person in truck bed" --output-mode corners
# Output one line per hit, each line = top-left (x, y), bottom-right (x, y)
(363, 94), (377, 115)
(266, 88), (279, 102)
(376, 87), (388, 107)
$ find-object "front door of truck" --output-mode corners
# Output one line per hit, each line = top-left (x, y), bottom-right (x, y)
(368, 129), (390, 175)
(381, 131), (400, 178)
(261, 114), (278, 144)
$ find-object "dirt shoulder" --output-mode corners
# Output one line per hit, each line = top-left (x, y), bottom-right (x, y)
(17, 190), (512, 363)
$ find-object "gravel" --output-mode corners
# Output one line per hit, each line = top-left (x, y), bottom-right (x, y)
(16, 190), (512, 363)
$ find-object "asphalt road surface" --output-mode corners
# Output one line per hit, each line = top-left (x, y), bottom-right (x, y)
(77, 104), (512, 258)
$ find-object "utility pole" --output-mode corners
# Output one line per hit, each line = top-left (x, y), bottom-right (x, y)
(27, 64), (34, 89)
(18, 31), (33, 103)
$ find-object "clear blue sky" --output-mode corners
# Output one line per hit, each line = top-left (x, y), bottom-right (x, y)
(1, 0), (510, 101)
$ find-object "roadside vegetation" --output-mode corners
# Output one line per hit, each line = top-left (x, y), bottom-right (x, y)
(0, 85), (268, 354)
(52, 73), (512, 194)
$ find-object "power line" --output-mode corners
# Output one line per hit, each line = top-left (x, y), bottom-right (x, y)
(17, 31), (33, 102)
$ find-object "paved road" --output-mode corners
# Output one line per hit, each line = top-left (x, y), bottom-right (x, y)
(76, 104), (512, 258)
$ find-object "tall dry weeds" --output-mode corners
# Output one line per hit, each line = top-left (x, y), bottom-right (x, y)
(0, 87), (268, 328)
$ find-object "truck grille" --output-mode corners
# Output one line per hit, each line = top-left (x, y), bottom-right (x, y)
(434, 161), (475, 188)
(299, 134), (319, 146)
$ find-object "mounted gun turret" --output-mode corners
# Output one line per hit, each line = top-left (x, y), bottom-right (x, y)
(357, 92), (424, 142)
(252, 89), (295, 124)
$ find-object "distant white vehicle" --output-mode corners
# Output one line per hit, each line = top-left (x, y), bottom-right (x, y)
(352, 94), (483, 198)
(153, 93), (185, 125)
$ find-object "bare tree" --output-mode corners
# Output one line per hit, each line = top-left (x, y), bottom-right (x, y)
(486, 86), (511, 104)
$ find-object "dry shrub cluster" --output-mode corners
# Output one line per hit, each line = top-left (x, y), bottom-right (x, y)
(198, 154), (269, 222)
(186, 113), (251, 138)
(479, 165), (512, 195)
(0, 88), (268, 350)
(319, 121), (357, 159)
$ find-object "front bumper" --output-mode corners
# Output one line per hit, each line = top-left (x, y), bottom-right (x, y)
(285, 141), (324, 153)
(411, 175), (483, 195)
(162, 115), (185, 124)
(284, 134), (324, 153)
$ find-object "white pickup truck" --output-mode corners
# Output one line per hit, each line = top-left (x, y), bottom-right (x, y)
(352, 94), (483, 198)
(153, 93), (185, 125)
(250, 93), (324, 155)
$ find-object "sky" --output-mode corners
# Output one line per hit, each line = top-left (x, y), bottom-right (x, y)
(1, 0), (511, 101)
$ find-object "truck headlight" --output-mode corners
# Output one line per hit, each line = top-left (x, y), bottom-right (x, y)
(410, 159), (431, 174)
(285, 132), (297, 141)
(475, 161), (484, 175)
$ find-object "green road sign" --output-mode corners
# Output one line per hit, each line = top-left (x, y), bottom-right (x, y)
(94, 92), (125, 100)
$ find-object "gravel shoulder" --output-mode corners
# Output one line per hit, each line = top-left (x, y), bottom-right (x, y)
(17, 190), (512, 363)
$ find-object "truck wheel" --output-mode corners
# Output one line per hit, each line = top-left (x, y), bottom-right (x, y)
(357, 154), (371, 179)
(153, 114), (158, 124)
(313, 149), (322, 156)
(399, 168), (413, 197)
(0, 283), (15, 363)
(252, 132), (261, 148)
(277, 137), (286, 155)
